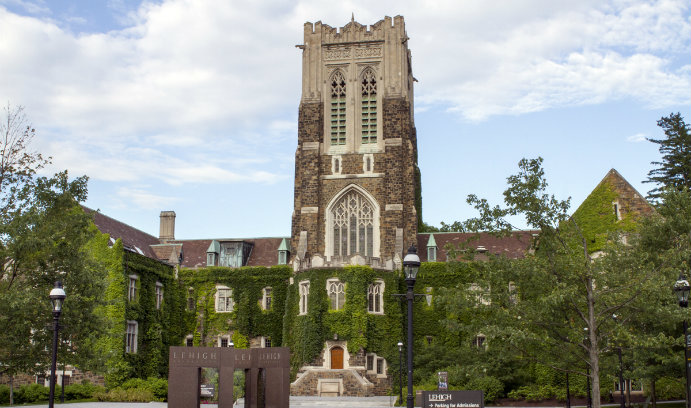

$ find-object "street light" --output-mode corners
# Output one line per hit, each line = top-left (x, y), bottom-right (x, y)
(398, 341), (403, 405)
(675, 273), (691, 408)
(402, 245), (420, 408)
(48, 281), (66, 408)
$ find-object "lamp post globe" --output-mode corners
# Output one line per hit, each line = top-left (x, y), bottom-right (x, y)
(402, 246), (420, 281)
(676, 274), (690, 308)
(48, 281), (66, 408)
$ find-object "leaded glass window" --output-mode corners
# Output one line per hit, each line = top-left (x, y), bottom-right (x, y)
(361, 69), (377, 144)
(368, 281), (383, 314)
(332, 190), (374, 257)
(299, 281), (310, 315)
(330, 71), (346, 146)
(327, 279), (345, 310)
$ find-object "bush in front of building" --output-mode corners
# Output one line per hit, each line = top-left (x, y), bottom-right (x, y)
(94, 387), (154, 402)
(64, 381), (106, 400)
(651, 377), (685, 400)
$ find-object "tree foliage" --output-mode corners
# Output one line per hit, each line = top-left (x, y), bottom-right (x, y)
(442, 157), (672, 408)
(0, 105), (107, 402)
(645, 113), (691, 200)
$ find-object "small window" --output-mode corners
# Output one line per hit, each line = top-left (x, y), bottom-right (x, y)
(426, 336), (434, 345)
(262, 337), (272, 348)
(427, 246), (437, 262)
(207, 252), (216, 266)
(327, 279), (345, 311)
(155, 282), (163, 310)
(216, 286), (233, 313)
(126, 321), (138, 353)
(366, 355), (374, 371)
(128, 275), (138, 302)
(278, 250), (288, 265)
(332, 156), (342, 175)
(299, 281), (310, 315)
(473, 334), (486, 349)
(508, 282), (517, 305)
(186, 336), (194, 347)
(425, 287), (433, 307)
(613, 201), (621, 220)
(219, 336), (229, 348)
(376, 358), (384, 375)
(366, 353), (386, 377)
(362, 154), (374, 174)
(262, 287), (273, 311)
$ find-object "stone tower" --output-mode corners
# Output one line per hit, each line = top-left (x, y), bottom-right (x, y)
(291, 16), (420, 270)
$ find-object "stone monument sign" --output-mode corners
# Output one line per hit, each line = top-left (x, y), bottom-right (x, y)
(168, 346), (290, 408)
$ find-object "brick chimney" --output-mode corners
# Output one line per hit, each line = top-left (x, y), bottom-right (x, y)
(159, 211), (176, 242)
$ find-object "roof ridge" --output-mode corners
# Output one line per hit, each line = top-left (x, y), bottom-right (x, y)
(82, 205), (158, 241)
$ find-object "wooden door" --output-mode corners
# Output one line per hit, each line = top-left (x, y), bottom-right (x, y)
(330, 347), (344, 369)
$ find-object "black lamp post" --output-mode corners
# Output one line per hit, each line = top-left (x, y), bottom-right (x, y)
(675, 273), (690, 408)
(403, 245), (420, 408)
(398, 341), (404, 406)
(48, 281), (66, 408)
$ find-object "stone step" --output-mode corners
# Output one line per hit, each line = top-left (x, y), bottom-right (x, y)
(232, 396), (397, 407)
(289, 396), (396, 407)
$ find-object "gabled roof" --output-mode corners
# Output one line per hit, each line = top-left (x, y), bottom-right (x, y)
(578, 168), (653, 218)
(84, 206), (160, 259)
(416, 230), (538, 262)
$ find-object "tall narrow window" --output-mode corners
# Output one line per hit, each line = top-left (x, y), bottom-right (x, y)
(332, 190), (374, 258)
(126, 321), (138, 353)
(330, 71), (346, 146)
(327, 279), (345, 310)
(361, 69), (377, 144)
(299, 281), (310, 315)
(128, 275), (138, 302)
(262, 287), (272, 311)
(368, 281), (384, 314)
(155, 282), (163, 310)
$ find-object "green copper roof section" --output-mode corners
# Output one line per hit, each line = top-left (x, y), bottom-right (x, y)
(426, 233), (437, 247)
(206, 240), (220, 253)
(278, 238), (290, 251)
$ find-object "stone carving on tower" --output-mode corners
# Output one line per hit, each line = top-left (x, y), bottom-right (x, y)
(291, 16), (420, 270)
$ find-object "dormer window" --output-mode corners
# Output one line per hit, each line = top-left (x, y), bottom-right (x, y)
(278, 238), (290, 265)
(426, 234), (437, 262)
(206, 240), (220, 266)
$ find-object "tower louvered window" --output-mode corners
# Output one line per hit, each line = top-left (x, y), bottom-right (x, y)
(332, 190), (374, 257)
(330, 71), (347, 145)
(361, 69), (377, 144)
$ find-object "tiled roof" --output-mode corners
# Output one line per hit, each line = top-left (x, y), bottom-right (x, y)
(157, 238), (288, 268)
(84, 206), (160, 259)
(416, 230), (538, 262)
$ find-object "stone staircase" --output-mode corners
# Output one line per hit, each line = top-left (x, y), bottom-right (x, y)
(290, 396), (397, 407)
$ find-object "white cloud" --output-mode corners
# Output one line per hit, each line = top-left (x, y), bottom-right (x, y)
(116, 186), (177, 209)
(1, 0), (689, 195)
(627, 132), (647, 142)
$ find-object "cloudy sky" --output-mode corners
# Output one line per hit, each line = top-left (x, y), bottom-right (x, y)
(1, 0), (689, 239)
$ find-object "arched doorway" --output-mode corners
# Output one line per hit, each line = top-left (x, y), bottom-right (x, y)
(330, 346), (344, 369)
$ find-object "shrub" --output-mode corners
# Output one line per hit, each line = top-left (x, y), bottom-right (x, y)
(94, 387), (154, 402)
(64, 382), (104, 400)
(145, 377), (168, 401)
(15, 383), (50, 404)
(0, 385), (9, 405)
(653, 377), (685, 400)
(464, 376), (504, 403)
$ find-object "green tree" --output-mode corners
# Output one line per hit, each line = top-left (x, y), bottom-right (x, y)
(645, 113), (691, 200)
(0, 105), (107, 403)
(449, 157), (666, 408)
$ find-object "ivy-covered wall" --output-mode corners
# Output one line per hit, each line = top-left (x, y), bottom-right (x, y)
(179, 266), (291, 350)
(282, 266), (404, 377)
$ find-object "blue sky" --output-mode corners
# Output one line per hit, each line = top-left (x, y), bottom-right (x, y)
(1, 0), (689, 239)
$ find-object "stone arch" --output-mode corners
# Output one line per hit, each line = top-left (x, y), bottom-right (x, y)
(325, 184), (381, 261)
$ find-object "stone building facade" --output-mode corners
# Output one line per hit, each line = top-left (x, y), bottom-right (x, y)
(291, 16), (420, 271)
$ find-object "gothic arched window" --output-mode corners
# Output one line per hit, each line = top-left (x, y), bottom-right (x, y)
(327, 278), (345, 310)
(330, 71), (347, 146)
(331, 189), (374, 258)
(361, 69), (377, 144)
(368, 280), (384, 314)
